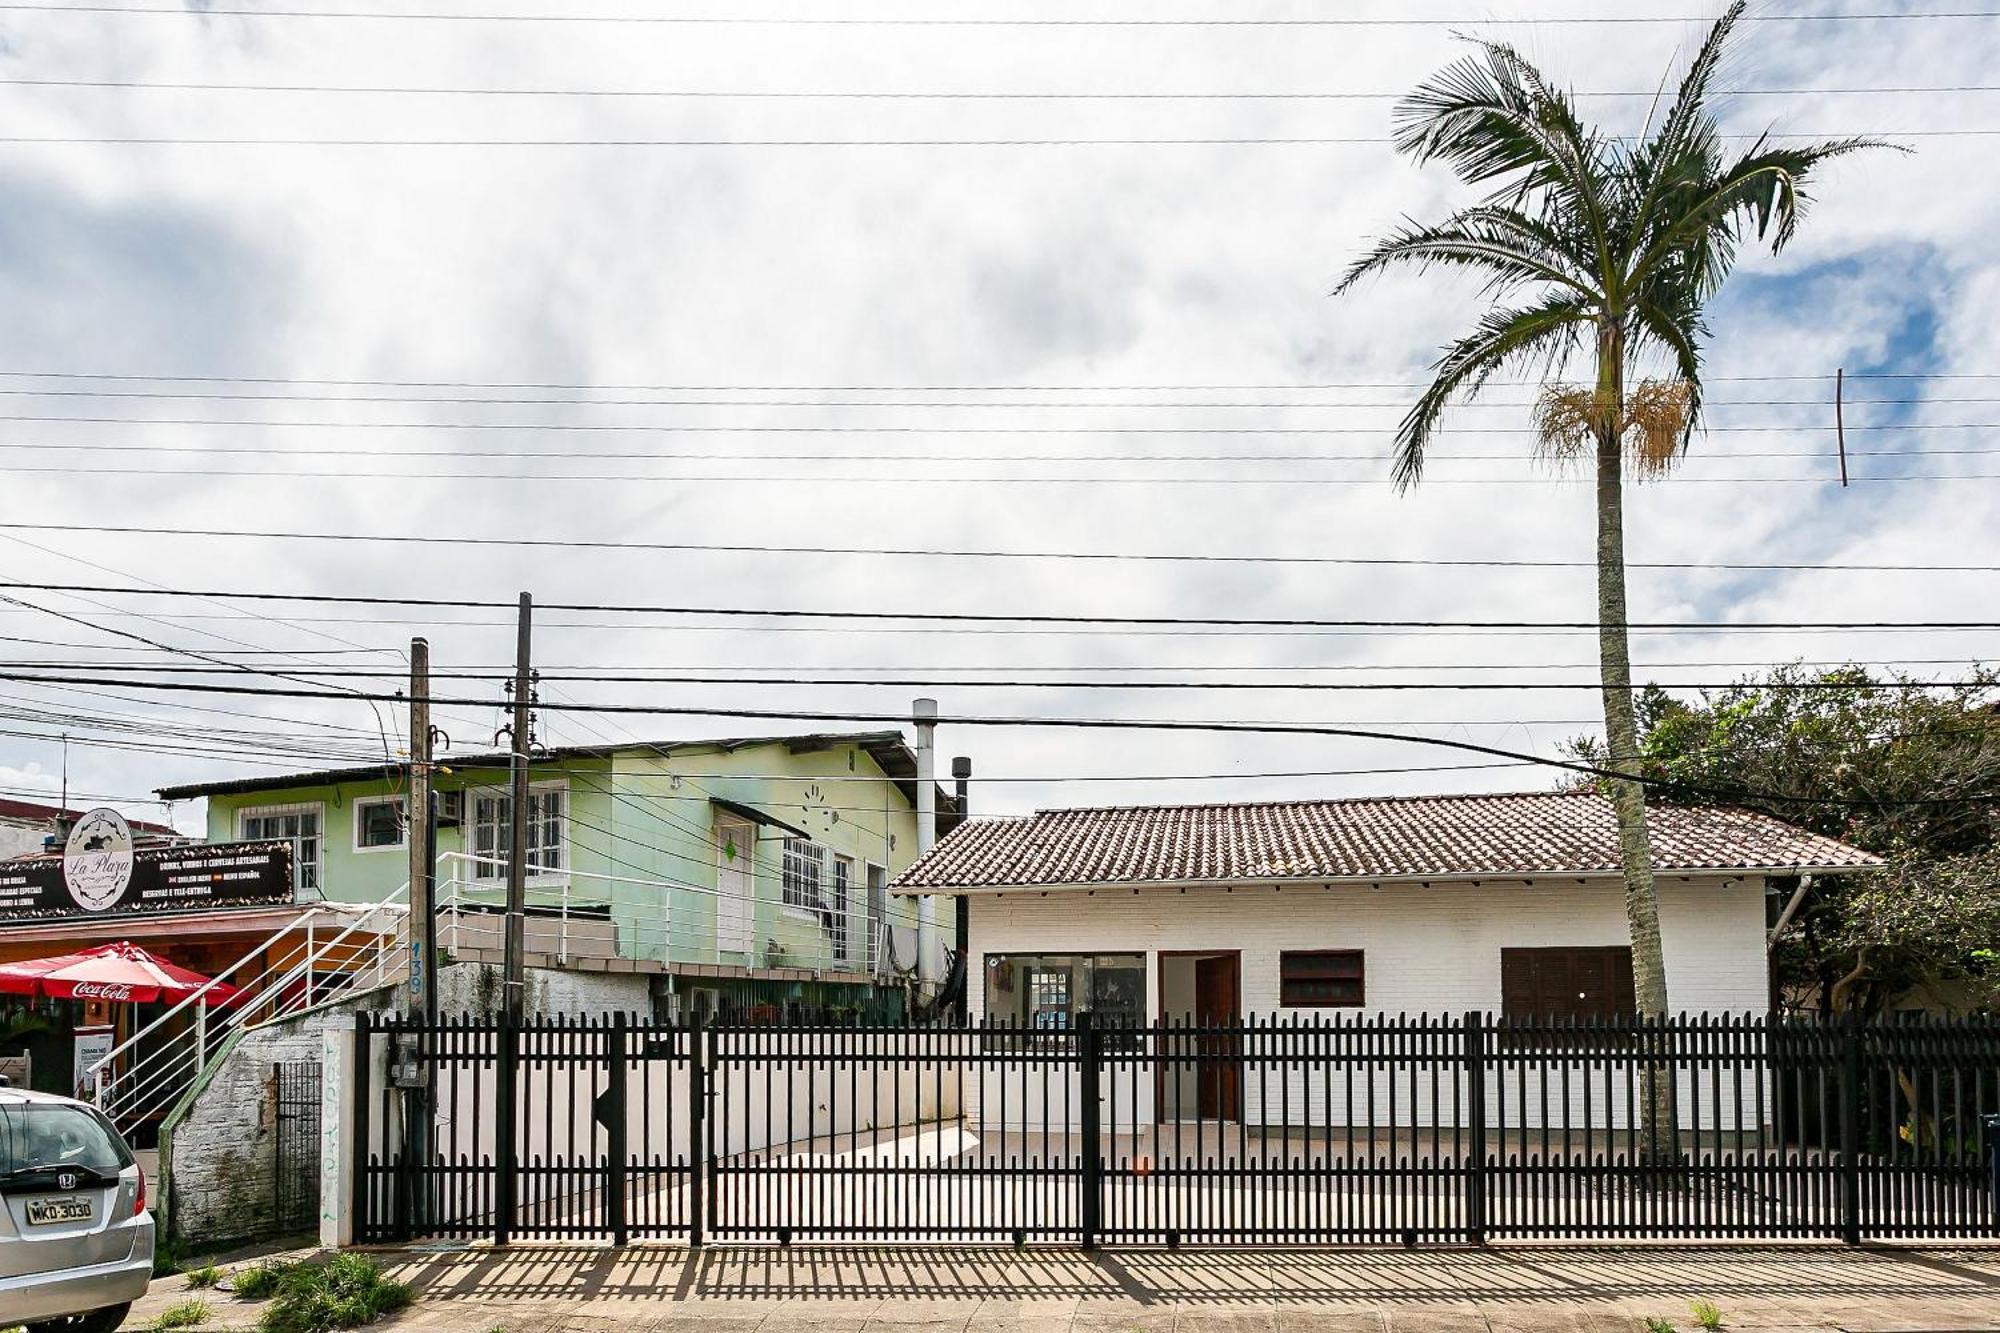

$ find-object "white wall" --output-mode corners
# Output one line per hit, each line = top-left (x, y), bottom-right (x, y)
(0, 817), (48, 860)
(963, 876), (1771, 1133)
(967, 876), (1769, 1022)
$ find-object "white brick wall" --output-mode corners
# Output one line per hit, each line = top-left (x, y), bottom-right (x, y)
(967, 875), (1770, 1021)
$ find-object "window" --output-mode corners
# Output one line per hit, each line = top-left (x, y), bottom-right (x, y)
(983, 954), (1146, 1031)
(781, 837), (824, 911)
(353, 796), (406, 851)
(1500, 946), (1636, 1020)
(240, 804), (321, 894)
(470, 786), (567, 881)
(1280, 950), (1366, 1007)
(828, 854), (853, 963)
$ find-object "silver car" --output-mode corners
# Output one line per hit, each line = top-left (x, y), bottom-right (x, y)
(0, 1083), (153, 1331)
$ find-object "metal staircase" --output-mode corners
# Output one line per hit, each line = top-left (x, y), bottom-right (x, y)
(91, 888), (409, 1136)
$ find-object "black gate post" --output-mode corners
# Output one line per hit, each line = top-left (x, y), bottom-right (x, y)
(1464, 1011), (1488, 1246)
(1840, 1018), (1863, 1246)
(604, 1013), (630, 1246)
(688, 1012), (707, 1249)
(1078, 1011), (1102, 1251)
(495, 1012), (518, 1247)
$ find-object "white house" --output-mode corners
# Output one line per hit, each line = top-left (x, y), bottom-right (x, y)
(895, 791), (1881, 1033)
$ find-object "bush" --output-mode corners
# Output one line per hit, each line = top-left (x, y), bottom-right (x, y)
(255, 1254), (414, 1333)
(152, 1298), (211, 1331)
(231, 1259), (306, 1300)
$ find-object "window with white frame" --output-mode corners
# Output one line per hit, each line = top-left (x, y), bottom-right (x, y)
(352, 796), (407, 851)
(470, 785), (567, 881)
(781, 837), (823, 912)
(240, 804), (323, 894)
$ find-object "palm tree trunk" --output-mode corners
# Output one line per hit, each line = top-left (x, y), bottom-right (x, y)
(1592, 321), (1676, 1164)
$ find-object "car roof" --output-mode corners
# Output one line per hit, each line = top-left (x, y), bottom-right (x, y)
(0, 1085), (93, 1109)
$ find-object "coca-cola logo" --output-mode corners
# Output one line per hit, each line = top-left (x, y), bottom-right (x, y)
(63, 810), (134, 913)
(69, 982), (134, 1002)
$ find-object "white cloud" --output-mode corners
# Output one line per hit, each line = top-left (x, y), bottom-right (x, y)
(0, 1), (1991, 827)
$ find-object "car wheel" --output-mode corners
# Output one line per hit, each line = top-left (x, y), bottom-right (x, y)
(24, 1303), (131, 1333)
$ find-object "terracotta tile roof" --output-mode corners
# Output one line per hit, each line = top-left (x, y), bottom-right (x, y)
(891, 791), (1881, 891)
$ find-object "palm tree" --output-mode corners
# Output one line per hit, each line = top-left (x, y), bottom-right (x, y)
(1336, 2), (1883, 1157)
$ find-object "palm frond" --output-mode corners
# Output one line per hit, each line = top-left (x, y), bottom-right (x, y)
(1394, 293), (1591, 491)
(1333, 206), (1594, 298)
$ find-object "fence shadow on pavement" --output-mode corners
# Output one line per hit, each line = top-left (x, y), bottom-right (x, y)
(379, 1243), (2000, 1309)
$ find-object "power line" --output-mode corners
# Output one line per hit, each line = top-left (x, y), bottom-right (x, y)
(0, 668), (1988, 810)
(4, 131), (1984, 146)
(10, 662), (1991, 693)
(0, 369), (1990, 390)
(10, 441), (1998, 462)
(5, 6), (1993, 25)
(2, 412), (1983, 434)
(8, 579), (2000, 631)
(0, 387), (1976, 407)
(8, 463), (1989, 485)
(12, 77), (1997, 99)
(3, 521), (1992, 574)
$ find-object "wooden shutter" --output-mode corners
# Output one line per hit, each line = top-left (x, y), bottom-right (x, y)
(1501, 946), (1635, 1018)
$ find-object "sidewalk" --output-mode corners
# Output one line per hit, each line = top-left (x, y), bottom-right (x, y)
(123, 1244), (2000, 1333)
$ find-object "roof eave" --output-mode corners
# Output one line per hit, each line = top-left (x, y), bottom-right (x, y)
(895, 861), (1880, 895)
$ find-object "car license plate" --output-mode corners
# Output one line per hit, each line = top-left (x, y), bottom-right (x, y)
(26, 1196), (93, 1225)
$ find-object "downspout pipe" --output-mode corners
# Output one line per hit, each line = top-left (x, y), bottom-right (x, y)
(914, 698), (938, 987)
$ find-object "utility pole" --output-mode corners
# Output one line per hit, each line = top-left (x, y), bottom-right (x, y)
(913, 698), (938, 989)
(406, 637), (437, 1026)
(502, 593), (533, 1023)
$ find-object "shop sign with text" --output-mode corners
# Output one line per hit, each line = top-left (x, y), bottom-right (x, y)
(0, 840), (294, 921)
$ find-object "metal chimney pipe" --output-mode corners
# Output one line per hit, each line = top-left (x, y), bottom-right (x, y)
(952, 756), (971, 821)
(913, 698), (939, 985)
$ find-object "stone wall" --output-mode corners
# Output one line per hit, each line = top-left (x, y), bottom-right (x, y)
(165, 961), (652, 1247)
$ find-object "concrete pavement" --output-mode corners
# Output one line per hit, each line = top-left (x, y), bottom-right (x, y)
(121, 1244), (2000, 1333)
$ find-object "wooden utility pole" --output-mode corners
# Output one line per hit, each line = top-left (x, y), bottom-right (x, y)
(501, 593), (533, 1022)
(406, 637), (437, 1025)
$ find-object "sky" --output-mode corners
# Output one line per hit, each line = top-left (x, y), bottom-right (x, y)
(0, 0), (1995, 837)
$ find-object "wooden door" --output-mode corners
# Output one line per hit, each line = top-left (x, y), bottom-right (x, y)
(1194, 954), (1241, 1119)
(713, 814), (755, 958)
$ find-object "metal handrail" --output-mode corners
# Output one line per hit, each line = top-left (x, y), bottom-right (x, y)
(94, 887), (409, 1129)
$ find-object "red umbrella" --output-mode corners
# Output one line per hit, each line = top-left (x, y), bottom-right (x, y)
(0, 942), (241, 1005)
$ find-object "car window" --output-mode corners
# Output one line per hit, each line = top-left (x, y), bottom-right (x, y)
(0, 1103), (133, 1177)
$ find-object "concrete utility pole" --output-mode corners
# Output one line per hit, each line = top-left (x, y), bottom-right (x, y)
(502, 593), (533, 1022)
(407, 637), (437, 1025)
(913, 698), (938, 987)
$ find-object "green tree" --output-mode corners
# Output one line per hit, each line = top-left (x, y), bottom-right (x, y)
(1567, 666), (2000, 1015)
(1334, 0), (1882, 1122)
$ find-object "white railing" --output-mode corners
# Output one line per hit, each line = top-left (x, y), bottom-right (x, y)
(93, 888), (409, 1135)
(435, 851), (918, 977)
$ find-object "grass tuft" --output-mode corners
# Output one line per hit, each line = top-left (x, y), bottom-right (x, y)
(182, 1263), (224, 1289)
(1689, 1298), (1724, 1331)
(254, 1253), (415, 1333)
(152, 1298), (212, 1331)
(1645, 1319), (1677, 1333)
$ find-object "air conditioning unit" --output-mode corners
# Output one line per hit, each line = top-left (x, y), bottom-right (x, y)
(435, 790), (465, 828)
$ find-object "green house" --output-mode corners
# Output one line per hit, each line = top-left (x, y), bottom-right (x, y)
(155, 731), (959, 1018)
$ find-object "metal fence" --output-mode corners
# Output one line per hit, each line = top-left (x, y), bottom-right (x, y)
(274, 1060), (323, 1235)
(353, 1012), (2000, 1247)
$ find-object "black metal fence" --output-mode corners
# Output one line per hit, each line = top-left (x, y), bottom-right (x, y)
(273, 1060), (322, 1235)
(353, 1012), (2000, 1247)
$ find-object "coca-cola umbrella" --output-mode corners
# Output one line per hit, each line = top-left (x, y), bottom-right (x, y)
(0, 942), (241, 1006)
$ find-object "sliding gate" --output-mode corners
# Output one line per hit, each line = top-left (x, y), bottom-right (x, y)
(356, 1012), (2000, 1246)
